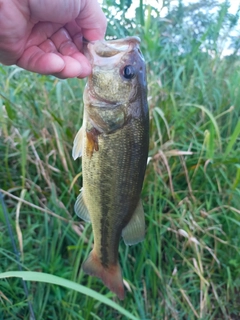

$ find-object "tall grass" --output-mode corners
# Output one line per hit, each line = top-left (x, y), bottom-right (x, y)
(0, 1), (240, 319)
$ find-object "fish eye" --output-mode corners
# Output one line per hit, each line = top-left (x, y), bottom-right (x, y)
(122, 65), (136, 80)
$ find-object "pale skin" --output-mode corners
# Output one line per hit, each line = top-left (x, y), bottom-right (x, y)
(0, 0), (107, 78)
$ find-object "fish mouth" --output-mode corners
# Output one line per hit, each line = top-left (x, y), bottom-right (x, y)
(84, 37), (143, 106)
(84, 36), (141, 66)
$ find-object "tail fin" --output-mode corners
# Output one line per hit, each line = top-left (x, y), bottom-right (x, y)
(82, 250), (125, 300)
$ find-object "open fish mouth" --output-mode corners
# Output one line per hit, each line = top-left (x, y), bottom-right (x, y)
(83, 36), (145, 106)
(94, 36), (141, 56)
(84, 36), (142, 66)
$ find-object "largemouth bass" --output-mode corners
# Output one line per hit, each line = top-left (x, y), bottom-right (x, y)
(72, 36), (149, 300)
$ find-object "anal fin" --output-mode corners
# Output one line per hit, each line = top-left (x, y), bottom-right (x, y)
(74, 190), (91, 222)
(122, 199), (145, 245)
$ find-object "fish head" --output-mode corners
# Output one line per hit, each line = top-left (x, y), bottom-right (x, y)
(85, 37), (147, 106)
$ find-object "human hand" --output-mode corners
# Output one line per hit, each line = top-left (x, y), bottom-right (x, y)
(0, 0), (107, 78)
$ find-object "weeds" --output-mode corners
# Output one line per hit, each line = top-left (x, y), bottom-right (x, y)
(0, 1), (240, 319)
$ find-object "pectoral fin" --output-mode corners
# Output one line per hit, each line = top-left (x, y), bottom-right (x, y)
(72, 127), (84, 160)
(86, 128), (100, 157)
(74, 190), (91, 223)
(122, 200), (145, 245)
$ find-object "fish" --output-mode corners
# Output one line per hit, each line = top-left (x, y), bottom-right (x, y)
(72, 36), (149, 300)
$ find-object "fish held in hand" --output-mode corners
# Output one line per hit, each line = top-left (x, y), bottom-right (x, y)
(72, 36), (149, 300)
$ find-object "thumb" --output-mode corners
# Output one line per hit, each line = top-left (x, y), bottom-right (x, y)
(76, 0), (107, 41)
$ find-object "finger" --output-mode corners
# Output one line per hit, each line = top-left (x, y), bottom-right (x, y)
(52, 55), (90, 79)
(65, 21), (83, 51)
(38, 38), (58, 53)
(19, 23), (91, 78)
(77, 0), (107, 41)
(28, 0), (107, 41)
(51, 27), (80, 56)
(25, 22), (63, 48)
(17, 45), (91, 78)
(16, 46), (65, 74)
(50, 28), (91, 77)
(26, 22), (84, 56)
(29, 0), (81, 24)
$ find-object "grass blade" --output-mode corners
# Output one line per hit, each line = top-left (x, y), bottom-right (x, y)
(0, 271), (139, 320)
(224, 120), (240, 158)
(184, 103), (222, 151)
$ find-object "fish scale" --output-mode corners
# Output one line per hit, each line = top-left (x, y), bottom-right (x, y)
(83, 121), (146, 261)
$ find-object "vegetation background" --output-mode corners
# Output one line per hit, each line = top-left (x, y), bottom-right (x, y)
(0, 0), (240, 319)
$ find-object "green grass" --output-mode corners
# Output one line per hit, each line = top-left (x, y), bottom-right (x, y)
(1, 2), (240, 319)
